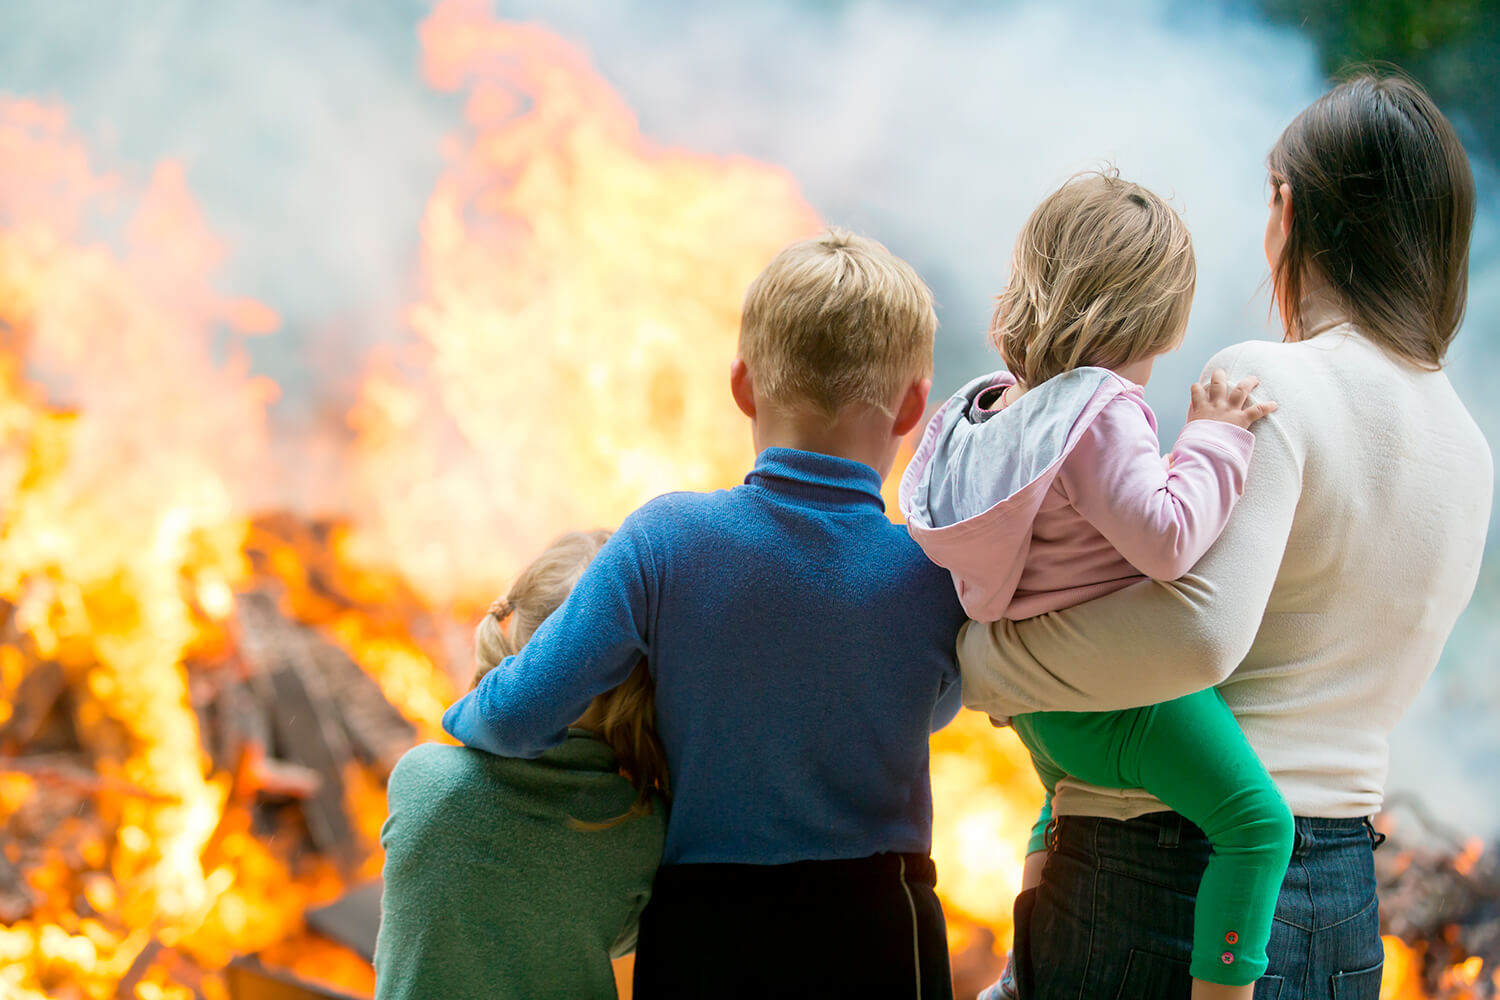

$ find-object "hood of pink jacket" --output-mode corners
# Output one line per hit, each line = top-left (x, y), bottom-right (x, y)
(899, 367), (1151, 621)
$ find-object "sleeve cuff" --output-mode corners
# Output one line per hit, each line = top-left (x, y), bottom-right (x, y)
(1173, 419), (1255, 466)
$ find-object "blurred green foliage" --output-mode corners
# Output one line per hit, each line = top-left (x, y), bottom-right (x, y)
(1262, 0), (1499, 163)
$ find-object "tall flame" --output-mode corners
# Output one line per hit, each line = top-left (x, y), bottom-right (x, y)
(0, 100), (343, 998)
(346, 0), (822, 606)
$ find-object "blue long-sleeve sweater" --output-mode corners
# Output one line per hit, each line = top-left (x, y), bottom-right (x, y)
(444, 447), (967, 866)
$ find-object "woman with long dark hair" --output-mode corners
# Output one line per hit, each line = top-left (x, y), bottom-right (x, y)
(961, 73), (1492, 999)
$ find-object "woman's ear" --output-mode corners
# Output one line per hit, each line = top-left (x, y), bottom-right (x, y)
(892, 377), (932, 437)
(1278, 183), (1294, 239)
(729, 358), (757, 418)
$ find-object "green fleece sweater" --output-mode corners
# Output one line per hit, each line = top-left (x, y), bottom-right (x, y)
(374, 735), (665, 1000)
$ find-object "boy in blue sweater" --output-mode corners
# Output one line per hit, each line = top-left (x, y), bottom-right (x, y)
(443, 228), (968, 998)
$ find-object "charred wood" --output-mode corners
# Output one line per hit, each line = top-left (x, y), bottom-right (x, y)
(0, 661), (65, 749)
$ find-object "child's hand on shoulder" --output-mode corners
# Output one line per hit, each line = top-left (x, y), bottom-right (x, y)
(1187, 369), (1278, 430)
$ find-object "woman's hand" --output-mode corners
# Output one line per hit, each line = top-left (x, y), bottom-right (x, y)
(1188, 369), (1278, 429)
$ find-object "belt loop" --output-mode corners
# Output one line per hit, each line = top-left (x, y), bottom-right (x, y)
(1363, 817), (1386, 851)
(1044, 817), (1061, 851)
(1157, 814), (1181, 849)
(1291, 818), (1311, 858)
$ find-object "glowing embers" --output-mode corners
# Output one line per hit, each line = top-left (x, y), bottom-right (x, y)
(0, 101), (395, 999)
(1376, 808), (1500, 999)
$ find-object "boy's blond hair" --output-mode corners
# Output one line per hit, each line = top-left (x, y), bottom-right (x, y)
(739, 228), (937, 418)
(993, 171), (1195, 387)
(475, 530), (667, 824)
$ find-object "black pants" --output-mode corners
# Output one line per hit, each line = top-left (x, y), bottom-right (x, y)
(633, 852), (953, 999)
(1012, 813), (1384, 1000)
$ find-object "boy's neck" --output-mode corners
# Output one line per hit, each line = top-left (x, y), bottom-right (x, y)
(751, 402), (900, 480)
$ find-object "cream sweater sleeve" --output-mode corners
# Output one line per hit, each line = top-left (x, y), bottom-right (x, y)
(956, 346), (1304, 718)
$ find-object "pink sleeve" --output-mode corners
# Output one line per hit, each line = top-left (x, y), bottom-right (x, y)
(1057, 395), (1255, 580)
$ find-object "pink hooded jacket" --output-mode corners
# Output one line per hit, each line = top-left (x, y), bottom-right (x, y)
(899, 367), (1255, 623)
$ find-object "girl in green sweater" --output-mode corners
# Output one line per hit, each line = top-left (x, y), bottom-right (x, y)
(375, 530), (668, 1000)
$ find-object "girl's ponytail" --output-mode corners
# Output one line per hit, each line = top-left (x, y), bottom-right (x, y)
(471, 597), (519, 688)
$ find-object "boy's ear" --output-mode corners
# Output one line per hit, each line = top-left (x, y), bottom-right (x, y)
(892, 377), (932, 437)
(729, 359), (757, 418)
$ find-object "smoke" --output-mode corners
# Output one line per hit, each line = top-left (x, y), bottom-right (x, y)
(1, 0), (1496, 830)
(0, 0), (447, 426)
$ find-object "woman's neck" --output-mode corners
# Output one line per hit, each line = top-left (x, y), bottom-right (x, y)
(1290, 282), (1345, 341)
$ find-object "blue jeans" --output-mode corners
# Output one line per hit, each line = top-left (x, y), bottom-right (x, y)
(1011, 813), (1385, 999)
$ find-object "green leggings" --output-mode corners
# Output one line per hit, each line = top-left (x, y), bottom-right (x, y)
(1012, 688), (1294, 986)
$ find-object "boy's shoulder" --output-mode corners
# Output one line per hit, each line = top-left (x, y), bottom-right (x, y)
(622, 486), (963, 624)
(622, 488), (735, 533)
(625, 485), (947, 570)
(629, 484), (918, 539)
(611, 489), (742, 567)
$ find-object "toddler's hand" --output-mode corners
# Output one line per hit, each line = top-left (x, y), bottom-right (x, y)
(977, 952), (1020, 1000)
(1188, 369), (1278, 430)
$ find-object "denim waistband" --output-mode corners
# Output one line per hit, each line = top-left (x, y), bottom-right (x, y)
(1294, 816), (1376, 831)
(1287, 815), (1384, 857)
(1047, 812), (1383, 859)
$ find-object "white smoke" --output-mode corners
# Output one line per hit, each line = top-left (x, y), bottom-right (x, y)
(2, 0), (1496, 831)
(0, 0), (448, 423)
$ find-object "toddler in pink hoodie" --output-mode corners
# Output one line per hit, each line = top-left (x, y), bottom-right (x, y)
(902, 172), (1292, 1000)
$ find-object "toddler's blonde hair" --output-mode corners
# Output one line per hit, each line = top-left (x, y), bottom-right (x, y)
(474, 530), (667, 823)
(993, 171), (1196, 387)
(739, 227), (937, 419)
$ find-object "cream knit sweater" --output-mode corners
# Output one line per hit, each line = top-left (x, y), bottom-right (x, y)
(957, 319), (1493, 821)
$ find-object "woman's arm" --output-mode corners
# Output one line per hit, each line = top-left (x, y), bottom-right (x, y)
(958, 351), (1304, 718)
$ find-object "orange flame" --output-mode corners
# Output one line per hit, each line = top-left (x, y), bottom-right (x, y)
(345, 0), (822, 607)
(0, 100), (350, 998)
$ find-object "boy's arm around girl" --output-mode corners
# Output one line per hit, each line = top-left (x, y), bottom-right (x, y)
(444, 512), (655, 757)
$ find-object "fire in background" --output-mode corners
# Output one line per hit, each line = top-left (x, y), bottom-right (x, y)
(0, 2), (1490, 999)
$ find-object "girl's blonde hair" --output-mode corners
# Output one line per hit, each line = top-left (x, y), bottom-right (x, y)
(993, 170), (1196, 387)
(473, 529), (668, 823)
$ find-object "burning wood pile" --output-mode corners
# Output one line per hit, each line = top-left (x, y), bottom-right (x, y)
(6, 532), (1500, 1000)
(0, 515), (455, 999)
(1377, 800), (1500, 999)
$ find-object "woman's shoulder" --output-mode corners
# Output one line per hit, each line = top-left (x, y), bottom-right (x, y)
(1203, 328), (1394, 396)
(1203, 335), (1307, 374)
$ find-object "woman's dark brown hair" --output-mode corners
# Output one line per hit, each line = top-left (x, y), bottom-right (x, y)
(1268, 71), (1475, 368)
